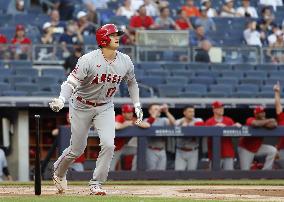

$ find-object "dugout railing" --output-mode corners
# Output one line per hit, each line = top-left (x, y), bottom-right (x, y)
(59, 125), (284, 180)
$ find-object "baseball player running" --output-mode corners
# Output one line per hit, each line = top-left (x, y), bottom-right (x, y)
(49, 24), (143, 195)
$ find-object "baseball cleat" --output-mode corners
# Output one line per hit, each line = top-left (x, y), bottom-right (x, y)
(53, 174), (67, 194)
(89, 184), (106, 195)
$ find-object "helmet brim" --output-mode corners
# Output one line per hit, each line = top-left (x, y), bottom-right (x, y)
(117, 30), (124, 36)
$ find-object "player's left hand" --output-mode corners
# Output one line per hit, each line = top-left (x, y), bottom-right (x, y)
(134, 104), (143, 125)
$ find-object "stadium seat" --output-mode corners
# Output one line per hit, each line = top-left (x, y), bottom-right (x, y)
(216, 75), (238, 84)
(8, 60), (32, 69)
(234, 92), (257, 98)
(269, 72), (284, 78)
(221, 71), (244, 78)
(195, 71), (219, 78)
(2, 90), (27, 96)
(234, 64), (255, 71)
(239, 78), (263, 85)
(157, 84), (184, 97)
(186, 84), (207, 94)
(163, 63), (187, 71)
(171, 70), (193, 77)
(145, 70), (170, 77)
(205, 92), (228, 98)
(209, 84), (234, 95)
(31, 91), (57, 96)
(257, 92), (274, 98)
(83, 35), (97, 45)
(210, 63), (233, 71)
(139, 76), (165, 87)
(245, 71), (268, 78)
(180, 92), (203, 98)
(0, 82), (11, 94)
(235, 84), (259, 93)
(165, 76), (188, 85)
(42, 68), (66, 78)
(187, 63), (209, 71)
(140, 63), (163, 70)
(256, 64), (278, 71)
(14, 83), (39, 95)
(14, 68), (39, 77)
(190, 77), (215, 85)
(7, 75), (32, 86)
(34, 76), (58, 90)
(0, 69), (12, 76)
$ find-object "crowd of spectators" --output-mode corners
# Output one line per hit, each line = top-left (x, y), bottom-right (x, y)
(111, 82), (284, 171)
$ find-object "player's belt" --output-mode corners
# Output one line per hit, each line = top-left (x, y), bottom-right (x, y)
(177, 146), (199, 152)
(76, 96), (108, 107)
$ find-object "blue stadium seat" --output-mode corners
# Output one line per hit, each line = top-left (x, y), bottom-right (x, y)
(34, 76), (58, 90)
(83, 35), (97, 45)
(2, 90), (27, 96)
(179, 92), (203, 98)
(171, 70), (193, 77)
(264, 79), (284, 85)
(0, 82), (11, 94)
(195, 71), (219, 78)
(140, 63), (163, 70)
(97, 8), (116, 24)
(245, 71), (267, 78)
(163, 63), (187, 71)
(14, 68), (39, 77)
(187, 63), (209, 71)
(0, 15), (12, 27)
(205, 92), (229, 98)
(0, 27), (14, 39)
(235, 84), (259, 93)
(234, 92), (257, 98)
(257, 92), (274, 98)
(260, 85), (274, 92)
(216, 77), (239, 85)
(139, 87), (153, 98)
(256, 64), (278, 71)
(7, 75), (32, 86)
(210, 63), (233, 71)
(8, 60), (32, 69)
(139, 76), (165, 87)
(145, 70), (170, 77)
(31, 91), (57, 96)
(221, 71), (244, 78)
(190, 77), (215, 85)
(234, 64), (255, 71)
(14, 83), (39, 95)
(239, 78), (263, 85)
(209, 84), (234, 95)
(157, 84), (184, 97)
(134, 69), (145, 78)
(108, 15), (129, 25)
(165, 76), (188, 85)
(42, 68), (66, 78)
(186, 84), (207, 94)
(269, 72), (284, 78)
(0, 68), (12, 76)
(48, 84), (61, 94)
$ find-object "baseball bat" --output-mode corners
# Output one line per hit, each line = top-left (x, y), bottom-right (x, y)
(34, 115), (41, 195)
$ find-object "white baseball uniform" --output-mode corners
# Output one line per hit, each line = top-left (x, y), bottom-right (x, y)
(53, 49), (140, 185)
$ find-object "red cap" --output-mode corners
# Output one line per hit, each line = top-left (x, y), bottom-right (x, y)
(121, 104), (134, 113)
(254, 106), (265, 115)
(211, 101), (224, 108)
(16, 24), (25, 31)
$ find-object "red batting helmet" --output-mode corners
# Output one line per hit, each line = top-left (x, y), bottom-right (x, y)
(96, 24), (124, 47)
(121, 104), (134, 113)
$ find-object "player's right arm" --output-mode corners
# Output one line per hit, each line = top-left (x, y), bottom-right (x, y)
(49, 56), (89, 112)
(274, 81), (282, 115)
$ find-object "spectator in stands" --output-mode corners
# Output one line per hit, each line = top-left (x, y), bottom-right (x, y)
(116, 0), (136, 19)
(59, 21), (83, 58)
(145, 103), (176, 170)
(268, 30), (284, 63)
(7, 0), (26, 15)
(237, 0), (258, 18)
(195, 40), (212, 63)
(243, 20), (264, 47)
(76, 11), (97, 36)
(181, 0), (200, 17)
(84, 0), (110, 10)
(190, 25), (210, 46)
(220, 0), (240, 17)
(258, 7), (276, 36)
(175, 9), (193, 30)
(259, 0), (283, 11)
(144, 0), (159, 17)
(41, 22), (55, 44)
(274, 82), (284, 162)
(129, 5), (156, 30)
(0, 33), (8, 60)
(268, 25), (281, 46)
(10, 24), (32, 60)
(155, 0), (169, 9)
(0, 148), (13, 181)
(112, 104), (150, 171)
(238, 106), (277, 170)
(64, 44), (83, 74)
(195, 6), (216, 33)
(201, 0), (218, 17)
(175, 106), (204, 171)
(206, 101), (241, 170)
(131, 0), (144, 11)
(120, 26), (136, 45)
(48, 9), (65, 35)
(155, 7), (180, 30)
(53, 0), (76, 21)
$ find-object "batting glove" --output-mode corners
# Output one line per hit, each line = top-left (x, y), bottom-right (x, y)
(49, 96), (65, 112)
(134, 103), (143, 125)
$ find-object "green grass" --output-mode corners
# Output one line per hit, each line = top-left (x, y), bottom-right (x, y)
(0, 196), (252, 202)
(1, 179), (284, 186)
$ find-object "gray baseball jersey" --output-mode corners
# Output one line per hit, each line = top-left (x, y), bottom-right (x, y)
(175, 117), (203, 149)
(0, 149), (7, 181)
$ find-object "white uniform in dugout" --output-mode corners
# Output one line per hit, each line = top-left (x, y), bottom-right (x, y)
(49, 24), (143, 195)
